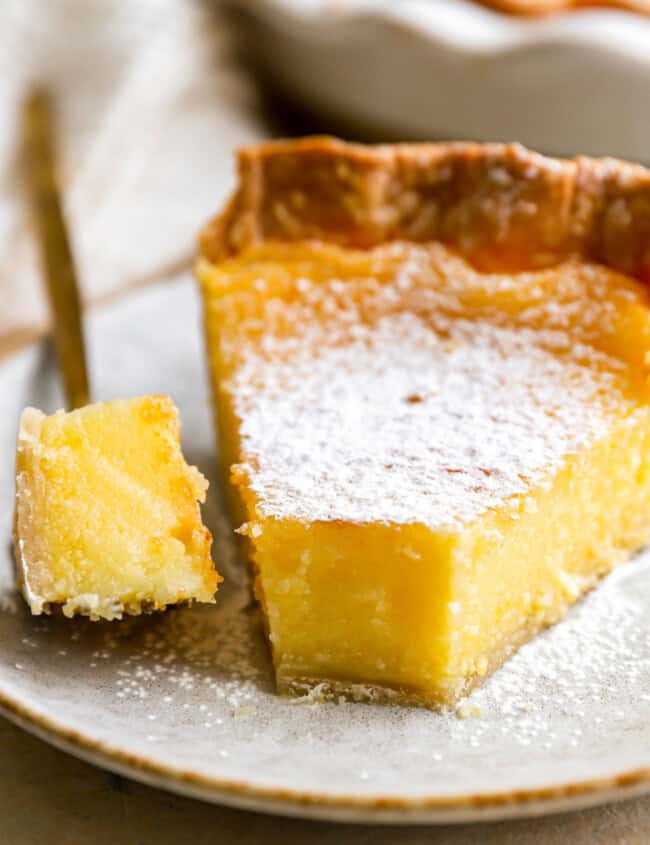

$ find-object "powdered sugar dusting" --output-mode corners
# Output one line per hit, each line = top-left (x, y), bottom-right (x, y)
(234, 313), (632, 527)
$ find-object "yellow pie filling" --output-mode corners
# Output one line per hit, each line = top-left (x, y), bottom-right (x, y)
(199, 240), (650, 707)
(14, 396), (220, 619)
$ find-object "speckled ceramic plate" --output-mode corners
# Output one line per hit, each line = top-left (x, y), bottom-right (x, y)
(1, 276), (650, 824)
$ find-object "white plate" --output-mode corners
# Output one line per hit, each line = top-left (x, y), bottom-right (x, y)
(225, 0), (650, 162)
(1, 276), (650, 824)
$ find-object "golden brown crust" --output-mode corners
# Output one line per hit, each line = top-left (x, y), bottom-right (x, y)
(475, 0), (650, 15)
(199, 136), (650, 283)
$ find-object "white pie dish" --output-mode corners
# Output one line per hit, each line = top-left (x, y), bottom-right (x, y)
(225, 0), (650, 162)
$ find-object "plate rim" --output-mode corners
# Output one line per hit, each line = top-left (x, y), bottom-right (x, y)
(1, 676), (649, 824)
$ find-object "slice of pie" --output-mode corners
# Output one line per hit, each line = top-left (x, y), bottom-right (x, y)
(197, 137), (650, 708)
(14, 396), (220, 620)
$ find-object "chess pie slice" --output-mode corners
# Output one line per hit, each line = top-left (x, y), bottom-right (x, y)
(197, 137), (650, 707)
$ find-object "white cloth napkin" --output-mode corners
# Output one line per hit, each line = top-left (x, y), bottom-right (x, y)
(0, 0), (265, 347)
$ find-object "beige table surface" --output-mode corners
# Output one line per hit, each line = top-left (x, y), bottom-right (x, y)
(0, 714), (649, 844)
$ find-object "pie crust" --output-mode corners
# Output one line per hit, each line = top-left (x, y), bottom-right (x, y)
(200, 136), (650, 283)
(198, 137), (650, 707)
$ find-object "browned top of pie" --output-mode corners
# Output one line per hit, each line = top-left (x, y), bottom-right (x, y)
(199, 137), (650, 283)
(474, 0), (650, 15)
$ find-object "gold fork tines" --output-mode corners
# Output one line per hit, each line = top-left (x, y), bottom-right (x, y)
(22, 87), (90, 410)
